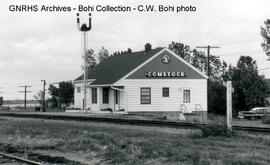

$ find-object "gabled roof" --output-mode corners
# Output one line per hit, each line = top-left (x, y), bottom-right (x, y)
(74, 47), (164, 85)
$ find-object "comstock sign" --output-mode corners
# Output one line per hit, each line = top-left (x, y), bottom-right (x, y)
(145, 71), (187, 78)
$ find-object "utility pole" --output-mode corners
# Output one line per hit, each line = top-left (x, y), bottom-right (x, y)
(196, 45), (220, 112)
(19, 85), (32, 110)
(41, 80), (46, 112)
(0, 87), (3, 107)
(76, 13), (92, 111)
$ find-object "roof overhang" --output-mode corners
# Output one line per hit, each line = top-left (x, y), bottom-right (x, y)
(73, 79), (96, 84)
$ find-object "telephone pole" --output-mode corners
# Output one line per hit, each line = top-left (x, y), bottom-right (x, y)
(41, 80), (46, 112)
(0, 87), (3, 106)
(196, 45), (220, 112)
(19, 85), (32, 110)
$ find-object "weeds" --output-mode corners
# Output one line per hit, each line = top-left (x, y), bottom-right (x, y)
(199, 123), (234, 137)
(0, 119), (269, 165)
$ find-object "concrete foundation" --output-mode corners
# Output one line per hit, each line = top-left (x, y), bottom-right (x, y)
(128, 111), (208, 123)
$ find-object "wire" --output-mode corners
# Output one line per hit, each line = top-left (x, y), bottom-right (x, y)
(259, 67), (270, 71)
(215, 50), (263, 56)
(218, 40), (261, 47)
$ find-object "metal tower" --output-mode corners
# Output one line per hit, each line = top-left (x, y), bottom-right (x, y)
(76, 13), (92, 111)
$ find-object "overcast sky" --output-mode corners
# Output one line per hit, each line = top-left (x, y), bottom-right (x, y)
(0, 0), (269, 100)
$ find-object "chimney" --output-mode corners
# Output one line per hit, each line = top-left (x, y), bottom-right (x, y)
(145, 43), (152, 52)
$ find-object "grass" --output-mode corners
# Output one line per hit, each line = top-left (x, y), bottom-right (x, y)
(0, 118), (270, 165)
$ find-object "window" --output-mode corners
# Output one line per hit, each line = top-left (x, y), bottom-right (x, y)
(162, 87), (169, 97)
(141, 87), (151, 104)
(115, 90), (118, 104)
(92, 88), (97, 104)
(102, 88), (109, 104)
(183, 90), (190, 103)
(77, 87), (81, 93)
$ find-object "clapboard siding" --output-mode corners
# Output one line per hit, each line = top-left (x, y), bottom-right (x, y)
(115, 79), (207, 112)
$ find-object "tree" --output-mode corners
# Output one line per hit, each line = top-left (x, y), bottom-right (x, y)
(85, 49), (97, 70)
(47, 85), (59, 108)
(48, 81), (74, 108)
(98, 46), (109, 63)
(209, 81), (226, 115)
(223, 56), (268, 115)
(33, 91), (43, 106)
(260, 19), (270, 57)
(169, 41), (191, 62)
(59, 81), (74, 106)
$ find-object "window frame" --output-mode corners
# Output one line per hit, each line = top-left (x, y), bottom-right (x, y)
(91, 88), (97, 104)
(183, 89), (191, 103)
(162, 87), (170, 97)
(102, 87), (109, 104)
(77, 86), (81, 93)
(140, 87), (151, 104)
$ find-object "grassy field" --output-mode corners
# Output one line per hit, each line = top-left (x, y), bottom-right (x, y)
(0, 117), (270, 165)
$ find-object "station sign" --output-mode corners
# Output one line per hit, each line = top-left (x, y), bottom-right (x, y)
(145, 72), (187, 78)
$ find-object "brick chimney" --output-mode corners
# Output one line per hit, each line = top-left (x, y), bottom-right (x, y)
(145, 43), (152, 52)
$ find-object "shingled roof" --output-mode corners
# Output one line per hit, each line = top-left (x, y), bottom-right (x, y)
(74, 47), (164, 85)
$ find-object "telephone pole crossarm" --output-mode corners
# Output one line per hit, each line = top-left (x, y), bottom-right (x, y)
(18, 85), (32, 110)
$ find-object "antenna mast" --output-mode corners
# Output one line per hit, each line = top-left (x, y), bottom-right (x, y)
(76, 13), (92, 111)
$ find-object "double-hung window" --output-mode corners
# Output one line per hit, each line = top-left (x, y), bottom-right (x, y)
(183, 89), (190, 103)
(140, 87), (151, 104)
(92, 88), (97, 104)
(162, 87), (169, 97)
(102, 88), (109, 104)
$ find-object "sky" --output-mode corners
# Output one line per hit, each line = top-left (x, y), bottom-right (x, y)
(0, 0), (270, 100)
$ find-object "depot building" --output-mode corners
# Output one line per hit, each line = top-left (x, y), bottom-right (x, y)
(73, 43), (208, 118)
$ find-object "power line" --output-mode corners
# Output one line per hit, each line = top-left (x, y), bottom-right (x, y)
(217, 40), (260, 47)
(18, 85), (32, 110)
(216, 50), (263, 56)
(259, 67), (270, 71)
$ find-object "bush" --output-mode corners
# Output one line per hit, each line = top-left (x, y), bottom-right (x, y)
(262, 116), (270, 124)
(199, 123), (233, 137)
(0, 106), (10, 111)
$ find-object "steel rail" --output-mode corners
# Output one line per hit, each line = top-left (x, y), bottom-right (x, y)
(0, 152), (43, 165)
(0, 112), (270, 133)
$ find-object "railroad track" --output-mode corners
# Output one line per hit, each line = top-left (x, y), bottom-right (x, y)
(0, 152), (43, 165)
(0, 112), (270, 133)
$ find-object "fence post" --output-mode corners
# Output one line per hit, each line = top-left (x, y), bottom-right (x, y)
(226, 81), (232, 132)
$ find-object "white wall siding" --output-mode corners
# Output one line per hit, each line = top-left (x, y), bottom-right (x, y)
(115, 79), (207, 112)
(74, 82), (83, 109)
